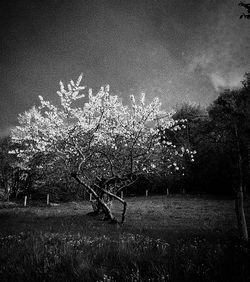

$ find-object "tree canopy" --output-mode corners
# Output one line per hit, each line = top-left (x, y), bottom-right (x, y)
(10, 74), (193, 222)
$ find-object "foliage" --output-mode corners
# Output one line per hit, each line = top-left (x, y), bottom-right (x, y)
(158, 103), (208, 193)
(10, 74), (193, 220)
(0, 137), (12, 199)
(163, 73), (250, 195)
(0, 137), (27, 200)
(11, 74), (186, 177)
(9, 72), (250, 200)
(208, 73), (250, 193)
(239, 1), (250, 19)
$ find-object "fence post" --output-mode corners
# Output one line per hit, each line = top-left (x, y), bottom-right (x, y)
(90, 193), (92, 201)
(146, 190), (148, 197)
(166, 188), (169, 196)
(24, 195), (27, 207)
(47, 194), (50, 205)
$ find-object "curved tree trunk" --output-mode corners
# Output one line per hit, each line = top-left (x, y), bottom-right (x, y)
(90, 196), (113, 220)
(71, 172), (128, 224)
(71, 173), (117, 222)
(95, 184), (127, 224)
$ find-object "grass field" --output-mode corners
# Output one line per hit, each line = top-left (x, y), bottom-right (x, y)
(0, 195), (250, 281)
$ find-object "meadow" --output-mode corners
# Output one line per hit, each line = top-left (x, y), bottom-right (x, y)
(0, 195), (250, 282)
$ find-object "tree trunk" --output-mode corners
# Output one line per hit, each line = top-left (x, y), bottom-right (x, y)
(235, 188), (248, 243)
(71, 173), (117, 222)
(99, 187), (127, 224)
(90, 196), (114, 220)
(234, 123), (248, 243)
(246, 142), (250, 196)
(98, 198), (116, 222)
(90, 199), (101, 214)
(100, 194), (113, 219)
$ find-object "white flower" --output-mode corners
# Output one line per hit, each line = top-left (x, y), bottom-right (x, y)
(130, 95), (135, 103)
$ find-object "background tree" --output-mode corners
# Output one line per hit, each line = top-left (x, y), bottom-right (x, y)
(0, 137), (13, 200)
(208, 73), (250, 242)
(161, 103), (207, 193)
(0, 136), (26, 201)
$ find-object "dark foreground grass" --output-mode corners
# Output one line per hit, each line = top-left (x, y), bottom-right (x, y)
(0, 195), (250, 282)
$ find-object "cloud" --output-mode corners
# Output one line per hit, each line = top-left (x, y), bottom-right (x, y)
(187, 48), (246, 92)
(185, 0), (250, 93)
(209, 72), (243, 91)
(188, 53), (245, 92)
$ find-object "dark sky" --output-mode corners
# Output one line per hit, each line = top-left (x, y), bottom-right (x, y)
(0, 0), (249, 136)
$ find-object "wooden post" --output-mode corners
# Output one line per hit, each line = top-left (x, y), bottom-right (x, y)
(47, 194), (50, 205)
(121, 191), (123, 199)
(166, 188), (169, 196)
(146, 190), (148, 197)
(90, 193), (92, 201)
(24, 195), (27, 207)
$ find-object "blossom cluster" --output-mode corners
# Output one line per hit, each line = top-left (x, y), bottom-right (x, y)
(10, 74), (194, 190)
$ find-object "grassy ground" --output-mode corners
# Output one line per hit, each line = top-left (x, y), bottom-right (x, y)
(0, 195), (250, 281)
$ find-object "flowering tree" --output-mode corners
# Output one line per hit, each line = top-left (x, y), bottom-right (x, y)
(10, 74), (192, 223)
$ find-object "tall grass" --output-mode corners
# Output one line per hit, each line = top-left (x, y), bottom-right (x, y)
(0, 231), (249, 282)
